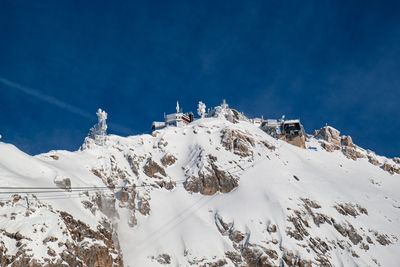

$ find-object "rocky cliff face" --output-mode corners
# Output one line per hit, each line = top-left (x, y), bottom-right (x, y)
(0, 116), (399, 266)
(314, 125), (400, 174)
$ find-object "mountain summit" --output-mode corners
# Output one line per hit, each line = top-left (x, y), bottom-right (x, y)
(0, 102), (399, 266)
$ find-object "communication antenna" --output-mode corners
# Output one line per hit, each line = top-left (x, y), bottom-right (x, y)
(176, 101), (180, 113)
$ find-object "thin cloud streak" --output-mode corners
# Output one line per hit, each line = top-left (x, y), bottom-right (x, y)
(0, 77), (95, 120)
(0, 77), (134, 135)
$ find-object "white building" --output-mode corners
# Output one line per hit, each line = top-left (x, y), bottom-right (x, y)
(152, 101), (194, 130)
(251, 118), (263, 127)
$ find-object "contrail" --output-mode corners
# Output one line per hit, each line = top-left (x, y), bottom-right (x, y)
(0, 77), (95, 120)
(0, 77), (134, 135)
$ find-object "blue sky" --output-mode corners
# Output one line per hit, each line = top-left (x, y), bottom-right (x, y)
(1, 0), (399, 157)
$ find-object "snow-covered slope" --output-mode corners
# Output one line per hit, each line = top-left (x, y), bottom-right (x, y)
(0, 116), (399, 266)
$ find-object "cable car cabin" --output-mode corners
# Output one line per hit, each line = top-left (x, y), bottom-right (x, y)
(259, 118), (306, 148)
(282, 120), (304, 139)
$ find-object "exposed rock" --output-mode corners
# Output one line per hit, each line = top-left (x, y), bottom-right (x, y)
(333, 222), (362, 245)
(225, 251), (242, 265)
(342, 147), (366, 160)
(320, 141), (340, 152)
(230, 230), (245, 243)
(143, 158), (166, 178)
(282, 251), (312, 267)
(356, 204), (368, 215)
(47, 248), (56, 257)
(301, 198), (321, 209)
(281, 135), (306, 149)
(221, 129), (255, 157)
(341, 136), (353, 147)
(49, 155), (59, 160)
(308, 237), (329, 255)
(286, 211), (310, 241)
(91, 168), (103, 179)
(376, 234), (391, 245)
(214, 214), (232, 236)
(382, 162), (400, 174)
(368, 155), (381, 166)
(314, 126), (341, 146)
(242, 246), (275, 267)
(157, 139), (168, 149)
(334, 203), (359, 217)
(58, 211), (123, 266)
(43, 236), (58, 244)
(259, 140), (276, 151)
(361, 243), (370, 251)
(161, 154), (177, 167)
(185, 153), (238, 195)
(267, 224), (277, 233)
(12, 194), (22, 203)
(393, 157), (400, 164)
(154, 254), (171, 264)
(312, 213), (330, 227)
(164, 181), (175, 190)
(200, 259), (227, 267)
(138, 197), (151, 216)
(125, 154), (140, 176)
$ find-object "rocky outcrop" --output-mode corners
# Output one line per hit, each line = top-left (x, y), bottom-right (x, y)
(319, 141), (340, 152)
(382, 162), (400, 174)
(58, 211), (123, 266)
(143, 158), (166, 178)
(341, 136), (353, 147)
(342, 147), (366, 160)
(0, 197), (122, 267)
(334, 203), (368, 217)
(367, 153), (381, 166)
(314, 126), (373, 163)
(280, 135), (306, 148)
(315, 126), (355, 149)
(314, 126), (342, 146)
(185, 151), (238, 195)
(221, 129), (255, 157)
(161, 153), (177, 167)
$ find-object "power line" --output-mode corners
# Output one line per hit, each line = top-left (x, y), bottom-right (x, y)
(0, 158), (260, 200)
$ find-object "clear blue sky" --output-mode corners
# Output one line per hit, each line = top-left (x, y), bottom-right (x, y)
(1, 0), (399, 157)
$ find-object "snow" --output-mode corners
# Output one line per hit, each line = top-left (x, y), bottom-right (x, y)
(0, 117), (399, 266)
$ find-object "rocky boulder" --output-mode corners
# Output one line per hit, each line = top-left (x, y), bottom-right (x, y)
(314, 126), (341, 146)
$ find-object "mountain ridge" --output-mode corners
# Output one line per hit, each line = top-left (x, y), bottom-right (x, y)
(0, 108), (399, 266)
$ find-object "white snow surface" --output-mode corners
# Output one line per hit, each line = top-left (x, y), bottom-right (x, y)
(0, 117), (399, 266)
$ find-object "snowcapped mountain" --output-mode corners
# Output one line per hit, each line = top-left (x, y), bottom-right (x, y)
(0, 105), (399, 267)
